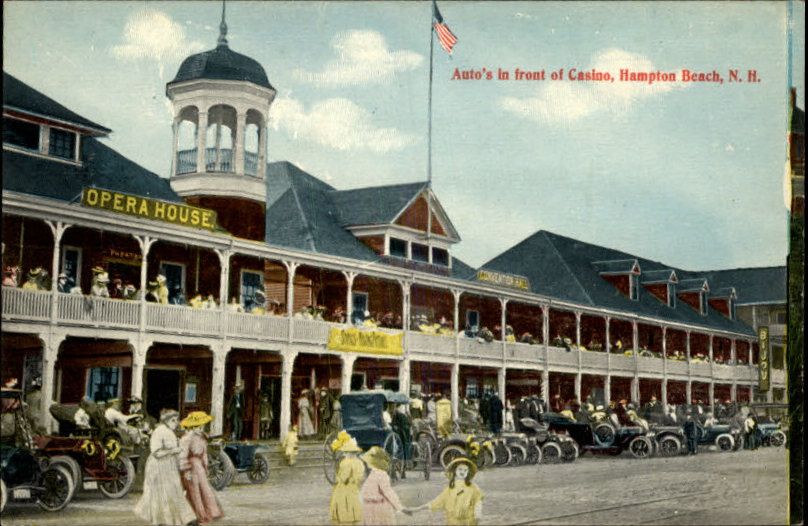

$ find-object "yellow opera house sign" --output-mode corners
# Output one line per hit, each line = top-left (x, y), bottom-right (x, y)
(81, 187), (217, 231)
(327, 327), (404, 356)
(475, 269), (530, 291)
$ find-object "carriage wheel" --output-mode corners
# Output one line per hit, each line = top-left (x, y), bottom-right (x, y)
(508, 444), (527, 467)
(629, 436), (653, 459)
(421, 441), (432, 480)
(416, 432), (439, 460)
(98, 456), (135, 499)
(526, 444), (543, 465)
(383, 432), (405, 482)
(323, 431), (339, 486)
(541, 442), (562, 464)
(439, 444), (466, 469)
(248, 455), (270, 484)
(771, 431), (787, 447)
(658, 435), (682, 457)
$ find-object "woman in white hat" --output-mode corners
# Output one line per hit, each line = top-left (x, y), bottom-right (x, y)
(134, 408), (196, 526)
(179, 411), (223, 525)
(329, 431), (364, 526)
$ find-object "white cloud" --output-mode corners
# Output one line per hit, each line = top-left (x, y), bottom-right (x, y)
(270, 97), (418, 153)
(112, 9), (204, 78)
(500, 48), (689, 124)
(294, 30), (423, 86)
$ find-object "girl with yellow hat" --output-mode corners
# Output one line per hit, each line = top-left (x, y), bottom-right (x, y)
(179, 411), (223, 525)
(329, 431), (364, 526)
(412, 457), (484, 525)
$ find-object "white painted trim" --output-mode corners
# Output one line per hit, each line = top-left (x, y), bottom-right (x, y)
(2, 144), (83, 167)
(3, 107), (109, 136)
(348, 224), (456, 245)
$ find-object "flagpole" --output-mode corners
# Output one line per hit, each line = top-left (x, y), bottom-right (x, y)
(426, 0), (436, 241)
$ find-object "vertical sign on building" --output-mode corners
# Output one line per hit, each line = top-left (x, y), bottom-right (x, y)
(758, 326), (770, 392)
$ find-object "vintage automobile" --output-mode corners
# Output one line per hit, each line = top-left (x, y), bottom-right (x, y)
(696, 423), (744, 452)
(517, 417), (579, 464)
(541, 412), (656, 459)
(207, 438), (270, 490)
(323, 391), (431, 484)
(758, 422), (787, 447)
(436, 433), (495, 470)
(649, 424), (686, 457)
(1, 390), (75, 512)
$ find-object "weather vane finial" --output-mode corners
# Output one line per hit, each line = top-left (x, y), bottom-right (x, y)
(217, 0), (228, 47)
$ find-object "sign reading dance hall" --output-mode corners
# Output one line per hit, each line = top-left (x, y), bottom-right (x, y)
(81, 187), (217, 231)
(327, 328), (404, 356)
(475, 269), (531, 291)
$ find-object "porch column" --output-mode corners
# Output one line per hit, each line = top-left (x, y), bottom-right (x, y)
(342, 271), (357, 324)
(574, 372), (582, 402)
(708, 382), (715, 412)
(604, 316), (611, 353)
(283, 261), (299, 317)
(214, 248), (232, 307)
(661, 379), (668, 407)
(686, 380), (693, 405)
(341, 354), (356, 395)
(574, 311), (582, 348)
(130, 338), (151, 401)
(45, 221), (70, 321)
(499, 297), (508, 360)
(541, 305), (550, 346)
(661, 326), (668, 380)
(604, 375), (611, 406)
(398, 358), (411, 395)
(541, 369), (550, 403)
(631, 321), (639, 405)
(730, 339), (737, 365)
(451, 289), (461, 335)
(234, 112), (247, 175)
(708, 334), (715, 375)
(730, 383), (737, 402)
(748, 385), (754, 403)
(210, 346), (229, 436)
(630, 377), (640, 406)
(450, 363), (459, 419)
(632, 321), (639, 354)
(686, 331), (692, 380)
(400, 281), (411, 331)
(748, 339), (754, 365)
(196, 109), (208, 172)
(40, 332), (66, 433)
(279, 350), (298, 440)
(170, 118), (179, 176)
(497, 368), (506, 425)
(258, 123), (268, 178)
(134, 235), (157, 331)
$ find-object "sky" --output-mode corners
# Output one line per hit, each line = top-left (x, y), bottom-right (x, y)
(3, 1), (805, 272)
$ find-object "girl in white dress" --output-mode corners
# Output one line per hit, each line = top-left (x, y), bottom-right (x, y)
(298, 390), (316, 437)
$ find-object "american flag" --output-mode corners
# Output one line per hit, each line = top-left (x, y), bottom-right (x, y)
(432, 1), (457, 54)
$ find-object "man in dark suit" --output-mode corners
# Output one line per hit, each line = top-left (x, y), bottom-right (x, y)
(489, 392), (504, 435)
(683, 412), (699, 455)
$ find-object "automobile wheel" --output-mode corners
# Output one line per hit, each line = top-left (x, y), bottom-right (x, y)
(508, 444), (527, 466)
(525, 444), (542, 465)
(247, 455), (270, 484)
(658, 435), (682, 457)
(98, 456), (135, 499)
(49, 455), (81, 501)
(541, 442), (562, 464)
(494, 442), (511, 467)
(37, 464), (75, 512)
(561, 441), (579, 463)
(629, 436), (653, 459)
(209, 448), (236, 491)
(323, 431), (339, 486)
(420, 441), (432, 480)
(593, 423), (616, 447)
(1, 479), (7, 513)
(439, 444), (466, 470)
(715, 434), (735, 452)
(771, 431), (787, 447)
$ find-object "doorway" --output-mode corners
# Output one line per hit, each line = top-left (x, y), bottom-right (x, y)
(145, 368), (183, 419)
(258, 376), (281, 439)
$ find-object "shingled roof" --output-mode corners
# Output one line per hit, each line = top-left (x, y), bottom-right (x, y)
(3, 72), (110, 135)
(698, 267), (786, 305)
(480, 230), (756, 336)
(331, 182), (428, 227)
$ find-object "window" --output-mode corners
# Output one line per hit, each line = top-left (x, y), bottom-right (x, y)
(432, 247), (449, 266)
(464, 378), (478, 399)
(389, 237), (407, 258)
(241, 270), (264, 312)
(3, 117), (40, 150)
(48, 128), (76, 160)
(629, 274), (639, 301)
(351, 292), (368, 324)
(61, 245), (82, 289)
(86, 367), (120, 402)
(667, 283), (676, 308)
(465, 310), (480, 332)
(411, 242), (429, 263)
(771, 309), (787, 324)
(159, 262), (186, 305)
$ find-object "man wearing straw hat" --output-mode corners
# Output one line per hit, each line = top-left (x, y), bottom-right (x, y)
(359, 446), (408, 525)
(180, 411), (223, 525)
(329, 431), (364, 526)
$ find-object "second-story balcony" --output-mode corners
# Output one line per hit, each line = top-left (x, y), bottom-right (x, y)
(176, 149), (197, 175)
(175, 148), (260, 177)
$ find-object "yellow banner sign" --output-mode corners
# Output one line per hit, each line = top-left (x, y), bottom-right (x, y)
(757, 326), (770, 391)
(82, 187), (217, 231)
(327, 328), (403, 356)
(475, 269), (530, 290)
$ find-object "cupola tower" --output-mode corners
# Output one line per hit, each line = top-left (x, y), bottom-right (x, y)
(167, 2), (275, 240)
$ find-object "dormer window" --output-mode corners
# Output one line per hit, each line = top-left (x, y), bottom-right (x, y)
(3, 115), (81, 164)
(411, 242), (429, 263)
(389, 237), (407, 258)
(641, 269), (678, 307)
(593, 258), (641, 300)
(677, 278), (709, 314)
(3, 116), (39, 150)
(432, 247), (449, 266)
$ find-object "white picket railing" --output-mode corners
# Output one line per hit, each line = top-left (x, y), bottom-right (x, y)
(58, 294), (139, 328)
(666, 359), (689, 376)
(408, 331), (456, 357)
(1, 287), (51, 321)
(690, 362), (711, 379)
(226, 312), (289, 341)
(293, 318), (333, 344)
(637, 355), (663, 374)
(458, 338), (502, 361)
(145, 304), (221, 336)
(609, 353), (635, 372)
(580, 350), (608, 369)
(712, 363), (735, 381)
(547, 346), (579, 367)
(504, 341), (543, 364)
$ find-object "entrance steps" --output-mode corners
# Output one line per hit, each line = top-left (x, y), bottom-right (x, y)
(253, 439), (327, 475)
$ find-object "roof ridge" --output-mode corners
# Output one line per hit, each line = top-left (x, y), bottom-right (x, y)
(539, 231), (595, 306)
(332, 181), (428, 194)
(286, 178), (317, 253)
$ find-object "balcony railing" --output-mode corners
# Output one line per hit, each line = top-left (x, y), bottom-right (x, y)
(176, 149), (197, 174)
(245, 152), (259, 176)
(0, 287), (781, 386)
(205, 148), (233, 173)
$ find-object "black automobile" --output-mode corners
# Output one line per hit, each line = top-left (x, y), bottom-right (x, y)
(541, 412), (656, 459)
(1, 390), (75, 513)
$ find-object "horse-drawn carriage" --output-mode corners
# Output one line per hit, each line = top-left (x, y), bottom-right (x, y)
(323, 391), (431, 484)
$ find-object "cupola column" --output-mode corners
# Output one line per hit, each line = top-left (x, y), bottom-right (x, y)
(235, 112), (247, 175)
(196, 109), (209, 173)
(259, 120), (269, 178)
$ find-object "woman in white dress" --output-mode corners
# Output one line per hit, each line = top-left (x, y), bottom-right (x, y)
(298, 390), (316, 437)
(134, 409), (196, 526)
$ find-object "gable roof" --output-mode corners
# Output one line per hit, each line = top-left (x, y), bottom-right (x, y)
(697, 266), (786, 305)
(479, 230), (756, 336)
(3, 72), (110, 135)
(331, 182), (428, 227)
(641, 269), (678, 284)
(592, 259), (640, 274)
(3, 137), (180, 203)
(678, 278), (709, 293)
